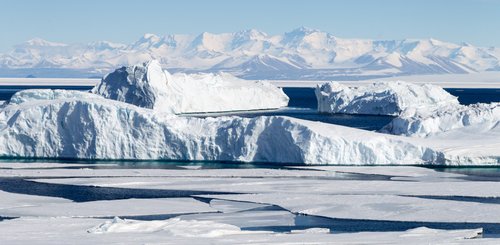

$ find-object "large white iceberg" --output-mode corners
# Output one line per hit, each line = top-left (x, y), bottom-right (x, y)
(92, 60), (289, 114)
(382, 102), (500, 137)
(0, 89), (442, 165)
(315, 81), (459, 115)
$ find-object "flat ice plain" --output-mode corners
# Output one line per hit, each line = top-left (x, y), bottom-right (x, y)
(0, 163), (495, 244)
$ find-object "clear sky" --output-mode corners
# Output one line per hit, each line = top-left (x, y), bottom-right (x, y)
(0, 0), (499, 52)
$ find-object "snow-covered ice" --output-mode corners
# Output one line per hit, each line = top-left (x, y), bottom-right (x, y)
(28, 168), (500, 202)
(311, 80), (500, 163)
(315, 81), (459, 115)
(382, 102), (500, 137)
(87, 217), (249, 237)
(0, 216), (485, 244)
(0, 89), (446, 164)
(92, 60), (289, 114)
(0, 197), (215, 218)
(211, 193), (500, 223)
(0, 165), (495, 244)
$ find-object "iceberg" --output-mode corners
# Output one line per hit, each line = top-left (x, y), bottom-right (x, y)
(92, 60), (289, 114)
(315, 81), (459, 115)
(91, 60), (171, 112)
(0, 89), (441, 164)
(381, 102), (500, 137)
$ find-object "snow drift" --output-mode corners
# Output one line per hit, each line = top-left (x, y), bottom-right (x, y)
(0, 89), (442, 165)
(92, 60), (289, 114)
(315, 81), (459, 115)
(88, 217), (246, 237)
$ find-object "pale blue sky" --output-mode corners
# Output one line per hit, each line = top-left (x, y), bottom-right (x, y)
(0, 0), (499, 51)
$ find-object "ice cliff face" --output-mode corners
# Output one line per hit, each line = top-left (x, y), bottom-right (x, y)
(381, 103), (500, 137)
(0, 89), (441, 164)
(92, 60), (171, 112)
(315, 81), (459, 115)
(92, 60), (289, 113)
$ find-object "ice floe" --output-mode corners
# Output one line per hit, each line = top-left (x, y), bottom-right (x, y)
(0, 216), (485, 244)
(0, 164), (496, 243)
(212, 193), (500, 223)
(25, 167), (500, 201)
(88, 217), (248, 237)
(0, 197), (214, 218)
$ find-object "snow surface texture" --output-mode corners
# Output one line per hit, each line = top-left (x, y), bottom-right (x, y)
(0, 217), (484, 244)
(0, 89), (441, 164)
(87, 217), (247, 237)
(382, 102), (500, 137)
(92, 60), (289, 113)
(0, 165), (493, 244)
(315, 81), (459, 115)
(2, 27), (500, 80)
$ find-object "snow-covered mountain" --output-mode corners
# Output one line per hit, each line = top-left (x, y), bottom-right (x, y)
(1, 27), (499, 79)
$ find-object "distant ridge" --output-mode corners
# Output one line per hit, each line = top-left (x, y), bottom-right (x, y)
(0, 27), (499, 79)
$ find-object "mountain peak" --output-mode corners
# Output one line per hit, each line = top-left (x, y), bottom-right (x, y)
(1, 28), (497, 79)
(139, 33), (161, 42)
(290, 26), (318, 34)
(132, 33), (162, 49)
(235, 29), (267, 39)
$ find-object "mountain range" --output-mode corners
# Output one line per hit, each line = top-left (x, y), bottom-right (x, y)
(1, 27), (499, 79)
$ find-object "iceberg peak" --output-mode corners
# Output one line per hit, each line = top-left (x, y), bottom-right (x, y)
(92, 59), (171, 112)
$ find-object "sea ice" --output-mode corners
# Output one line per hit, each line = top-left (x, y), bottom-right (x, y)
(0, 197), (214, 218)
(0, 216), (485, 244)
(209, 193), (500, 223)
(87, 217), (248, 237)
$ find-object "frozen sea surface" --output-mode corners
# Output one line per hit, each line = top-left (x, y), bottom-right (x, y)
(0, 163), (496, 244)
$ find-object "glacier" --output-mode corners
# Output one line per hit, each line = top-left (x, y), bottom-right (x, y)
(92, 60), (289, 113)
(315, 81), (458, 115)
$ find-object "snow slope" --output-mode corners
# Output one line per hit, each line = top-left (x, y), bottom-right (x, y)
(1, 27), (499, 79)
(92, 60), (289, 113)
(0, 89), (442, 164)
(315, 81), (459, 115)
